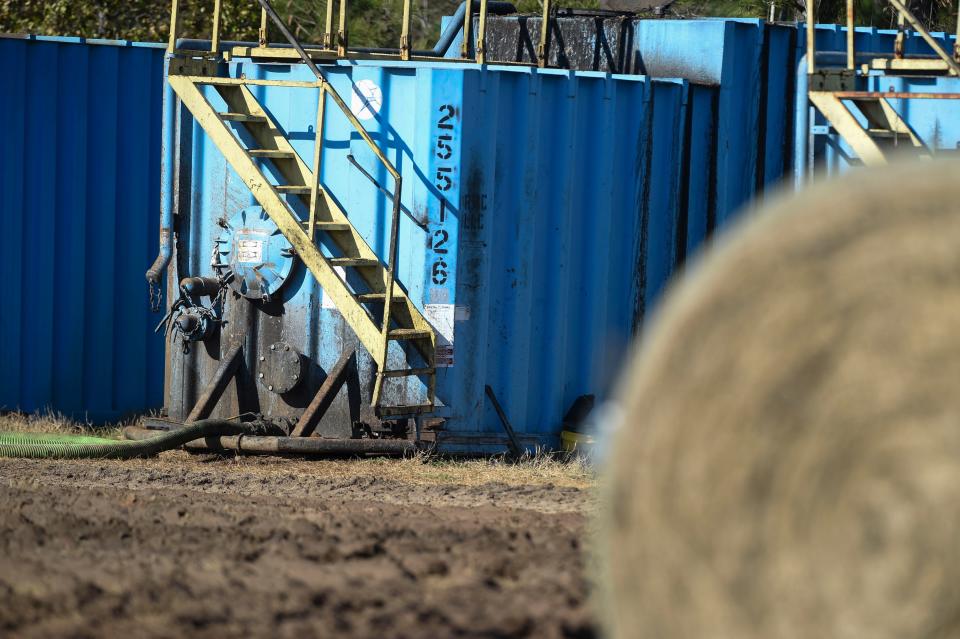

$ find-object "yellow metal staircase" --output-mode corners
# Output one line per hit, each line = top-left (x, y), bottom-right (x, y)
(808, 91), (929, 167)
(804, 0), (955, 169)
(168, 74), (436, 416)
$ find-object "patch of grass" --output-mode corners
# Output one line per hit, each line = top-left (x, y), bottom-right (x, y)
(212, 449), (596, 489)
(0, 411), (123, 438)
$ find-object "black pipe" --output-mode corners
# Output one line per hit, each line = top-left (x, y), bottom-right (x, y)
(417, 1), (518, 57)
(255, 0), (325, 80)
(123, 426), (416, 456)
(180, 277), (221, 297)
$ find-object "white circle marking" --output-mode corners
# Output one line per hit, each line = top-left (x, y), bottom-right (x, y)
(351, 79), (382, 121)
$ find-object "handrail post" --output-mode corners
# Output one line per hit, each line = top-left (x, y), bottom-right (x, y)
(308, 81), (328, 243)
(338, 0), (349, 56)
(846, 0), (855, 70)
(895, 9), (906, 58)
(324, 0), (336, 50)
(477, 0), (489, 63)
(259, 6), (269, 47)
(168, 0), (181, 53)
(211, 0), (223, 54)
(373, 176), (403, 407)
(400, 0), (413, 60)
(461, 0), (473, 59)
(538, 0), (552, 67)
(806, 0), (816, 74)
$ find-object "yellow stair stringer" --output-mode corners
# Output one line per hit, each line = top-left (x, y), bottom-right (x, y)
(169, 74), (387, 363)
(809, 91), (887, 167)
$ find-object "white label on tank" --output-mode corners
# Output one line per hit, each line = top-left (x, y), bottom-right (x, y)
(351, 79), (382, 121)
(425, 303), (455, 367)
(321, 266), (347, 309)
(435, 345), (454, 368)
(237, 239), (263, 263)
(455, 305), (471, 321)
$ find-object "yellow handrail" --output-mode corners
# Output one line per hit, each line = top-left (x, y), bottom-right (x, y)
(168, 0), (555, 66)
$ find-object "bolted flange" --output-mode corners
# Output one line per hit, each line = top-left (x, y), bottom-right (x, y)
(257, 341), (303, 395)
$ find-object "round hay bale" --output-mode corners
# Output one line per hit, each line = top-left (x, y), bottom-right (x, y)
(598, 160), (960, 639)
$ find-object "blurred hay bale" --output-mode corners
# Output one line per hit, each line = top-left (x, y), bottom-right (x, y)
(598, 160), (960, 639)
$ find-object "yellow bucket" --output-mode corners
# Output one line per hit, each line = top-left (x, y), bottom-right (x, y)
(561, 430), (595, 453)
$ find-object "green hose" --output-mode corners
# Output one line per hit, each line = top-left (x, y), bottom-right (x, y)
(0, 419), (244, 460)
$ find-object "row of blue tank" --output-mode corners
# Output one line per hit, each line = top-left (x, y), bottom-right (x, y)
(0, 19), (955, 448)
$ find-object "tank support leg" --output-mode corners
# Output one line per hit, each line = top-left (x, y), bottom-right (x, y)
(290, 346), (357, 438)
(186, 343), (244, 422)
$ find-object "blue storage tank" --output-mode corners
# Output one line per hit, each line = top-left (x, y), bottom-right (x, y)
(164, 57), (717, 452)
(0, 35), (166, 422)
(14, 17), (953, 437)
(456, 16), (801, 221)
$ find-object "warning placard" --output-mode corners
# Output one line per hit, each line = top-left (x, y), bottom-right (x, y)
(237, 239), (263, 264)
(426, 304), (455, 367)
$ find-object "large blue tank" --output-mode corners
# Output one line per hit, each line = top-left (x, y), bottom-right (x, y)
(164, 56), (717, 451)
(0, 35), (166, 423)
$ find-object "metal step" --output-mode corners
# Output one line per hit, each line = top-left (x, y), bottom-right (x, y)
(355, 292), (404, 304)
(852, 99), (891, 131)
(388, 329), (433, 340)
(219, 112), (267, 123)
(329, 257), (380, 268)
(315, 222), (351, 231)
(381, 367), (436, 378)
(377, 404), (435, 416)
(276, 185), (312, 195)
(867, 129), (907, 139)
(249, 149), (297, 159)
(300, 220), (352, 232)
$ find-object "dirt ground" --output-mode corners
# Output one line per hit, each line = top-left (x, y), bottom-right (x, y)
(0, 449), (596, 639)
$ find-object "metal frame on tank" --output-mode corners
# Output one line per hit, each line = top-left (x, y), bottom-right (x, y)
(167, 0), (556, 67)
(805, 0), (960, 167)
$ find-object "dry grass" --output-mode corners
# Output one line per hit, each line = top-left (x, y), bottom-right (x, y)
(1, 412), (595, 489)
(262, 451), (595, 489)
(0, 411), (123, 438)
(158, 449), (596, 490)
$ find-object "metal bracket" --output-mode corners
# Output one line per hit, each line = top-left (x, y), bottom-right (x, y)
(809, 70), (857, 92)
(484, 385), (524, 458)
(168, 56), (220, 77)
(185, 342), (244, 422)
(290, 346), (358, 438)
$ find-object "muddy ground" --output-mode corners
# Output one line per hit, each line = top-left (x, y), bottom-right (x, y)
(0, 452), (596, 638)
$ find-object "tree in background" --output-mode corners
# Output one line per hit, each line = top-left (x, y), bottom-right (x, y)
(0, 0), (954, 46)
(674, 0), (956, 30)
(0, 0), (586, 49)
